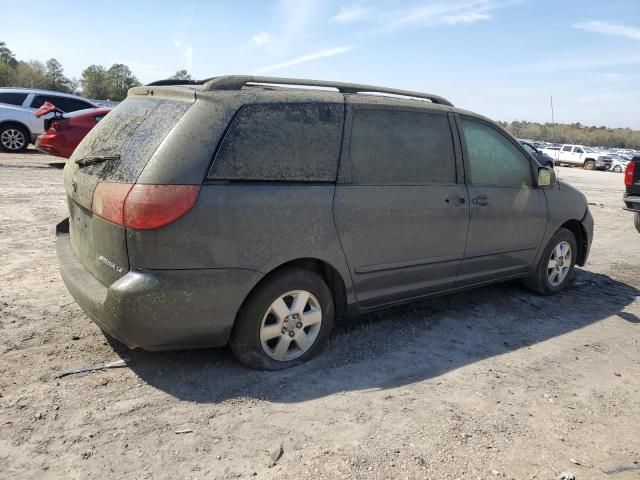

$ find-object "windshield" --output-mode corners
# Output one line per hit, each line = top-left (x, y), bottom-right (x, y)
(583, 147), (596, 153)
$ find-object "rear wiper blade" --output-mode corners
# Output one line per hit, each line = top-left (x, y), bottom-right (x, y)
(75, 154), (120, 167)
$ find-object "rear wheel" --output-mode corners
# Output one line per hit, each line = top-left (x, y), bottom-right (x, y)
(0, 124), (29, 153)
(230, 268), (334, 370)
(525, 228), (577, 295)
(584, 160), (595, 170)
(634, 212), (640, 234)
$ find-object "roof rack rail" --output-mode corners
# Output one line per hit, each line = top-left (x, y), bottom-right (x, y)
(200, 76), (454, 107)
(146, 78), (215, 87)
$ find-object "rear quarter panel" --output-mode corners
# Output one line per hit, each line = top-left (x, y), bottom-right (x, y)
(126, 184), (355, 295)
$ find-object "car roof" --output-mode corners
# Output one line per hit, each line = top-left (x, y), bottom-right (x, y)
(134, 75), (498, 124)
(0, 87), (95, 102)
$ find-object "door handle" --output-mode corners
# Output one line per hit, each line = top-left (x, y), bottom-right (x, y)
(445, 196), (466, 206)
(472, 196), (489, 206)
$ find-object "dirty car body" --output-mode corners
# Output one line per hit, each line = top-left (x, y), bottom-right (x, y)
(56, 76), (593, 369)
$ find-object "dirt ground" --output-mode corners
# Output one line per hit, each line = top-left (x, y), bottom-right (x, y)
(0, 149), (638, 480)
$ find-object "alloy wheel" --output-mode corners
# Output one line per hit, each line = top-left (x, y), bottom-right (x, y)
(0, 128), (26, 151)
(547, 241), (572, 286)
(259, 290), (322, 361)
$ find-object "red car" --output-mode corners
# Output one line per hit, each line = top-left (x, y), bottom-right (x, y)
(35, 102), (111, 158)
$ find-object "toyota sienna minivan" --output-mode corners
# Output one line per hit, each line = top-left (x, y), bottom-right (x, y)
(56, 75), (593, 370)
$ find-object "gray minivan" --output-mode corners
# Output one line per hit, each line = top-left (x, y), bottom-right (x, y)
(56, 76), (593, 369)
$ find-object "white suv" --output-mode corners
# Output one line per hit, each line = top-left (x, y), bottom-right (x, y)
(0, 88), (97, 153)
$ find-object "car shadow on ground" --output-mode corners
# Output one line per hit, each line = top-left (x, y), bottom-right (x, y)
(108, 269), (639, 404)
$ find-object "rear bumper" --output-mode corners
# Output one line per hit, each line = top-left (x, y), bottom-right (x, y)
(56, 218), (263, 350)
(623, 193), (640, 213)
(35, 134), (69, 158)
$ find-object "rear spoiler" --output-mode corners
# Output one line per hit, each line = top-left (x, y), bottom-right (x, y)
(35, 101), (65, 118)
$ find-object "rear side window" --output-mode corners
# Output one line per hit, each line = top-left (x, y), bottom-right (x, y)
(31, 95), (93, 112)
(72, 97), (192, 182)
(209, 103), (343, 181)
(460, 118), (533, 187)
(562, 145), (572, 152)
(349, 108), (456, 184)
(0, 92), (28, 106)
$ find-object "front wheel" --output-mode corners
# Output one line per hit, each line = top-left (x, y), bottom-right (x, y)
(525, 228), (577, 295)
(613, 165), (623, 173)
(584, 160), (595, 170)
(230, 268), (334, 370)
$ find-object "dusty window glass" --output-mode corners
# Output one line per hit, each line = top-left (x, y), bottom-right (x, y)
(349, 109), (456, 184)
(209, 103), (343, 181)
(461, 118), (533, 187)
(562, 145), (572, 152)
(72, 97), (192, 182)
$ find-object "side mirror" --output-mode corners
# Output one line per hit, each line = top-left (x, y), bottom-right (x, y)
(537, 166), (552, 187)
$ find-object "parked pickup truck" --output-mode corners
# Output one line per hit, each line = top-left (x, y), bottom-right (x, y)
(542, 144), (612, 170)
(623, 157), (640, 233)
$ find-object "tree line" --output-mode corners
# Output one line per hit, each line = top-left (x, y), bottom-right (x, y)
(498, 120), (640, 150)
(0, 41), (191, 101)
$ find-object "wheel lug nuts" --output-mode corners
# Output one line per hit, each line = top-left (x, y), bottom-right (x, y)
(289, 331), (295, 337)
(281, 328), (287, 334)
(296, 322), (302, 328)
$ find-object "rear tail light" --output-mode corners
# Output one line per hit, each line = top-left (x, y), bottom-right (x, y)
(50, 119), (66, 131)
(625, 160), (636, 186)
(91, 182), (199, 229)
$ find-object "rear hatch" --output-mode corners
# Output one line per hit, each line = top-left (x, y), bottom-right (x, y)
(63, 95), (193, 285)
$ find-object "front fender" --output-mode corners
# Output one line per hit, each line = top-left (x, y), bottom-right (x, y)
(531, 180), (591, 268)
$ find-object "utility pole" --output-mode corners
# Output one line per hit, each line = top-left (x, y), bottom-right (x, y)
(550, 96), (556, 143)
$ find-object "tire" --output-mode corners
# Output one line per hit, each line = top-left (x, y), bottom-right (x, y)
(525, 228), (578, 295)
(230, 268), (334, 370)
(583, 160), (595, 170)
(613, 165), (623, 173)
(0, 123), (30, 153)
(634, 212), (640, 234)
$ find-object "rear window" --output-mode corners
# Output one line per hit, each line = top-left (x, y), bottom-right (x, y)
(0, 92), (28, 106)
(349, 108), (456, 185)
(208, 103), (343, 181)
(72, 97), (192, 182)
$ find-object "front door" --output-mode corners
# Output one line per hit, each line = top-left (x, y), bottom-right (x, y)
(455, 116), (548, 286)
(334, 103), (469, 308)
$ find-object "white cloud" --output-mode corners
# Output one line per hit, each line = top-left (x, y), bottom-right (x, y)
(332, 5), (373, 23)
(279, 0), (323, 44)
(250, 32), (277, 49)
(573, 21), (640, 41)
(391, 0), (498, 29)
(254, 46), (354, 74)
(173, 36), (194, 72)
(171, 5), (195, 74)
(508, 53), (640, 74)
(441, 12), (490, 25)
(119, 61), (172, 83)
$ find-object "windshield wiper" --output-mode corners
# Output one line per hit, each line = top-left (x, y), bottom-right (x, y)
(75, 154), (120, 167)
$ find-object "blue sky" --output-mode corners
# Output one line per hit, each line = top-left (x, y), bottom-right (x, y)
(3, 0), (640, 128)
